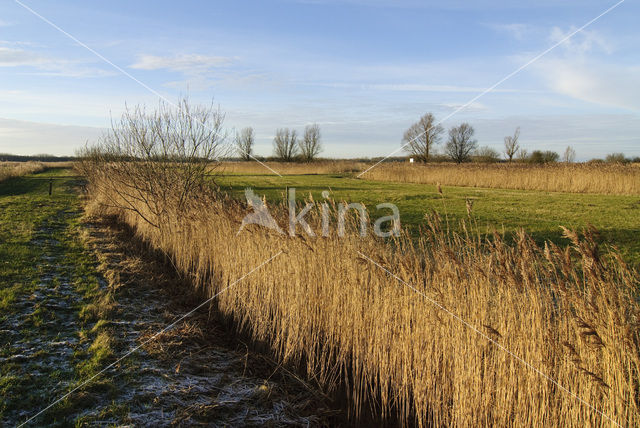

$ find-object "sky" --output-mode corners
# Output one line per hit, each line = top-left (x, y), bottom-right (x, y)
(0, 0), (639, 160)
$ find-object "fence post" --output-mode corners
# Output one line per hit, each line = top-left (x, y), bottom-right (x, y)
(49, 178), (53, 196)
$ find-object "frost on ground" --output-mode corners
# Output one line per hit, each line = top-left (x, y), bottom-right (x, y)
(66, 215), (339, 427)
(0, 175), (340, 427)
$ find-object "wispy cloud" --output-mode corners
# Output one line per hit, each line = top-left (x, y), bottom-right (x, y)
(130, 54), (235, 73)
(530, 28), (638, 111)
(363, 83), (534, 93)
(549, 27), (614, 55)
(486, 23), (536, 40)
(536, 59), (640, 111)
(0, 42), (113, 77)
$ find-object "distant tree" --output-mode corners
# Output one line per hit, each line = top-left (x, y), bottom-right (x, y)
(273, 128), (298, 161)
(563, 146), (576, 163)
(529, 150), (559, 164)
(235, 127), (254, 161)
(402, 113), (444, 162)
(445, 123), (477, 163)
(503, 127), (520, 162)
(299, 124), (322, 161)
(516, 148), (529, 162)
(474, 146), (501, 163)
(605, 152), (628, 163)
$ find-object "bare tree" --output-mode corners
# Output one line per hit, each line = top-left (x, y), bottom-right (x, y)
(445, 123), (477, 163)
(516, 148), (529, 162)
(299, 124), (322, 161)
(474, 146), (501, 163)
(78, 97), (228, 229)
(273, 128), (298, 161)
(503, 127), (520, 162)
(235, 127), (254, 161)
(563, 146), (576, 163)
(402, 113), (444, 162)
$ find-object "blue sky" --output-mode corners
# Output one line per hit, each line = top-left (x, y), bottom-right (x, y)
(1, 0), (639, 159)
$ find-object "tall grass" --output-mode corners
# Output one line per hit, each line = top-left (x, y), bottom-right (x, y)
(217, 160), (368, 175)
(363, 162), (640, 195)
(0, 161), (46, 182)
(85, 168), (640, 427)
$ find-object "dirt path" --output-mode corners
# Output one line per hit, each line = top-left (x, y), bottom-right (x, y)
(0, 171), (339, 427)
(74, 216), (336, 426)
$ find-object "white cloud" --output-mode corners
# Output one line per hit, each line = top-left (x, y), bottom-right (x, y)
(363, 83), (531, 93)
(0, 46), (46, 67)
(536, 59), (640, 111)
(549, 27), (614, 55)
(487, 23), (535, 40)
(130, 54), (234, 73)
(529, 27), (639, 111)
(0, 42), (112, 77)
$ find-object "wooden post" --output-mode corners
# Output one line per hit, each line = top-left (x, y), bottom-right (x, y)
(48, 178), (53, 196)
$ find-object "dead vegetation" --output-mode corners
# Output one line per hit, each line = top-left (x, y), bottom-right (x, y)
(0, 161), (46, 182)
(362, 162), (640, 195)
(82, 169), (640, 427)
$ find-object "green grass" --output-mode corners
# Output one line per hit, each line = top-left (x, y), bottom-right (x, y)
(215, 172), (640, 266)
(0, 168), (115, 426)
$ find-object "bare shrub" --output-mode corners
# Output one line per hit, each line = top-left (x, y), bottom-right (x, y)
(474, 146), (501, 163)
(78, 97), (228, 228)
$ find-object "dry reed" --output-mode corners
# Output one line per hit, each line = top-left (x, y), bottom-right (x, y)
(85, 168), (640, 427)
(217, 160), (368, 175)
(362, 162), (640, 195)
(0, 161), (46, 182)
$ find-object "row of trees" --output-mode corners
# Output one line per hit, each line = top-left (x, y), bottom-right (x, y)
(402, 113), (479, 163)
(403, 113), (581, 164)
(402, 113), (478, 163)
(234, 124), (323, 162)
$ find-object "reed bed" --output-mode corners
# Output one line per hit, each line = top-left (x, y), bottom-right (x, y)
(363, 162), (640, 195)
(0, 161), (46, 182)
(217, 160), (368, 175)
(85, 168), (640, 427)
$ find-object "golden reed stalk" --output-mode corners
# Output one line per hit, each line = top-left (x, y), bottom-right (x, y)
(85, 169), (640, 427)
(0, 161), (46, 182)
(362, 162), (640, 195)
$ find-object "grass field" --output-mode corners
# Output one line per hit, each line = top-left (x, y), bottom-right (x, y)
(215, 172), (640, 266)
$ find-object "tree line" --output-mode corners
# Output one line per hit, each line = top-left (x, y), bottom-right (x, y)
(235, 124), (323, 162)
(402, 112), (639, 164)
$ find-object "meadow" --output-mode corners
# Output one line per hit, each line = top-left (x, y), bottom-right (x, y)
(79, 156), (640, 427)
(215, 169), (640, 266)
